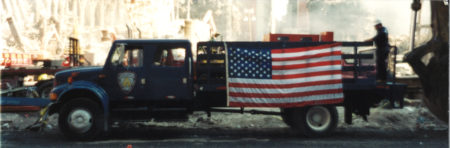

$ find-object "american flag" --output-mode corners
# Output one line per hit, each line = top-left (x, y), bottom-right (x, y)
(227, 43), (344, 107)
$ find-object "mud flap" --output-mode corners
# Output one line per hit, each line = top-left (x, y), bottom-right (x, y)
(343, 90), (383, 124)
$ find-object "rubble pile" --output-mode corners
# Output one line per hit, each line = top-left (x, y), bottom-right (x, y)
(114, 104), (447, 132)
(339, 102), (447, 132)
(0, 0), (213, 65)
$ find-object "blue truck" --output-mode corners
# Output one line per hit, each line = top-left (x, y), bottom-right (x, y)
(46, 40), (406, 140)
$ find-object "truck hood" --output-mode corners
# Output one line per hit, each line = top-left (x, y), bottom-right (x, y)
(55, 66), (103, 85)
(56, 66), (103, 75)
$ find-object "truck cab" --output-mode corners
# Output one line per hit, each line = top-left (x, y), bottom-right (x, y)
(49, 40), (195, 139)
(102, 40), (194, 107)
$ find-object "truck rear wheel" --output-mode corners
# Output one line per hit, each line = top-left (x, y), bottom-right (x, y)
(290, 105), (338, 137)
(58, 98), (104, 140)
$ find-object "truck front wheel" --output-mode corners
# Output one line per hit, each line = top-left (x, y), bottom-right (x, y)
(290, 105), (338, 137)
(58, 98), (104, 140)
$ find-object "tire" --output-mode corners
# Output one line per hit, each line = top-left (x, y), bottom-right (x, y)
(58, 98), (104, 140)
(36, 81), (53, 99)
(290, 105), (338, 137)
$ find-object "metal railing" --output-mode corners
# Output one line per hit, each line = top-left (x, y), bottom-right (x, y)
(340, 42), (374, 82)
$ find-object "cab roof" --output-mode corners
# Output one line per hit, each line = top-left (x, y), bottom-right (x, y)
(113, 39), (191, 45)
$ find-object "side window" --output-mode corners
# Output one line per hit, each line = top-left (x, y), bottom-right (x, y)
(109, 44), (143, 67)
(122, 48), (144, 67)
(153, 47), (185, 67)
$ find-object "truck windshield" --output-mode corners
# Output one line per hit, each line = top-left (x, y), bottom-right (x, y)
(111, 44), (126, 66)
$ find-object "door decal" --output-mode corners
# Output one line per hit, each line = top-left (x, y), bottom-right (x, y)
(118, 72), (136, 93)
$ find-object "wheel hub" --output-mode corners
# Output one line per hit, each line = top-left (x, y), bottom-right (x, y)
(312, 114), (323, 123)
(306, 106), (331, 131)
(67, 108), (92, 133)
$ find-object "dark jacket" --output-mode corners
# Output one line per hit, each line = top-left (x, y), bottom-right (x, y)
(373, 26), (389, 49)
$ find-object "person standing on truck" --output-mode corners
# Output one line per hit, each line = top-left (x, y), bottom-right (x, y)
(365, 20), (390, 83)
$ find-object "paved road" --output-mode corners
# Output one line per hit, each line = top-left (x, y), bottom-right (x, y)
(1, 106), (448, 148)
(1, 125), (447, 148)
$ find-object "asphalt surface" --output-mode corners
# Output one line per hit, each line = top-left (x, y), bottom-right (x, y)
(1, 126), (448, 148)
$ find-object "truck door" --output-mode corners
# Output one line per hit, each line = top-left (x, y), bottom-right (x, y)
(147, 44), (193, 102)
(102, 43), (147, 102)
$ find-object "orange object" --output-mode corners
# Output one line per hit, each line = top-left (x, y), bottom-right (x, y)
(49, 93), (58, 101)
(320, 32), (334, 42)
(264, 33), (320, 42)
(3, 53), (11, 67)
(98, 74), (106, 78)
(62, 56), (71, 67)
(264, 32), (334, 42)
(0, 53), (33, 67)
(10, 53), (17, 65)
(67, 77), (73, 84)
(127, 144), (132, 148)
(0, 53), (5, 65)
(67, 72), (80, 84)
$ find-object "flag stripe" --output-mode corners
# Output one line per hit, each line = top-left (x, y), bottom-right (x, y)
(230, 93), (344, 103)
(272, 65), (342, 75)
(272, 55), (341, 66)
(229, 89), (343, 98)
(272, 51), (342, 61)
(228, 74), (342, 85)
(272, 60), (342, 70)
(271, 43), (342, 54)
(272, 48), (338, 58)
(229, 98), (343, 107)
(229, 84), (342, 94)
(228, 79), (343, 89)
(273, 70), (342, 79)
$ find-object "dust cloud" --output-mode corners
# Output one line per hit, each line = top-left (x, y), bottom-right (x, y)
(1, 0), (431, 65)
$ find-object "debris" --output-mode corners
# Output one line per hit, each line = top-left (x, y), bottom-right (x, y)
(2, 122), (11, 129)
(0, 103), (447, 133)
(404, 98), (421, 106)
(340, 104), (448, 131)
(24, 104), (52, 132)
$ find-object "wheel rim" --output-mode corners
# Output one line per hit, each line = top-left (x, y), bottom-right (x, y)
(306, 106), (331, 132)
(67, 108), (93, 133)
